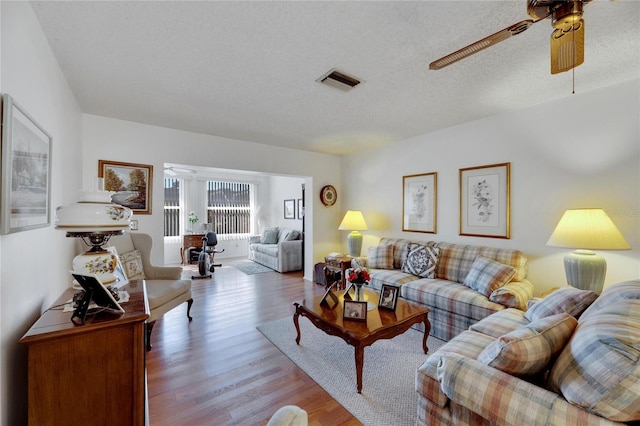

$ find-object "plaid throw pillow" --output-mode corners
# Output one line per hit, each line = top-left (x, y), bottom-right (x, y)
(367, 245), (394, 269)
(477, 313), (577, 376)
(120, 249), (145, 280)
(463, 256), (516, 297)
(401, 244), (440, 278)
(525, 287), (598, 322)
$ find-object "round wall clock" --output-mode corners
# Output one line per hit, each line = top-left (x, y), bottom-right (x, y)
(320, 185), (337, 207)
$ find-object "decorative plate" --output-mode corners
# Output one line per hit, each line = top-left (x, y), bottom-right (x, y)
(320, 185), (337, 207)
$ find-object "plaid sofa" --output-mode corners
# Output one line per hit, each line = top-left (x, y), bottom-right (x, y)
(355, 238), (533, 341)
(416, 280), (640, 425)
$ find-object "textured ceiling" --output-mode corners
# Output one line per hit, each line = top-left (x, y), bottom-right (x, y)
(30, 1), (640, 155)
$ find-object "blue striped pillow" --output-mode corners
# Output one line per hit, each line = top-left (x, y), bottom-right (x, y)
(463, 256), (516, 297)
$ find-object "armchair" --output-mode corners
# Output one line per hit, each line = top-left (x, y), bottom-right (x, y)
(108, 232), (193, 350)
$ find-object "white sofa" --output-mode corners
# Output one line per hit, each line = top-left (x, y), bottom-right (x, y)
(248, 227), (302, 273)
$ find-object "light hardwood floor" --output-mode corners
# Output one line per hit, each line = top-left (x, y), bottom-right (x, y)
(146, 260), (361, 426)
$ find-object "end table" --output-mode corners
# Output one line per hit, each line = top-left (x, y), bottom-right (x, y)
(324, 255), (352, 289)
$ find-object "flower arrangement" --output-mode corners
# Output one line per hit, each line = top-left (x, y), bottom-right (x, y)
(348, 267), (371, 284)
(188, 211), (199, 225)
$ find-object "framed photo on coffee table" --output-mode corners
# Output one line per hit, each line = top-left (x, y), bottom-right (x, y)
(378, 284), (399, 310)
(343, 300), (367, 321)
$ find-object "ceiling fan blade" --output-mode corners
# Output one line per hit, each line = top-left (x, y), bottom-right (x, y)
(550, 19), (585, 74)
(429, 20), (535, 70)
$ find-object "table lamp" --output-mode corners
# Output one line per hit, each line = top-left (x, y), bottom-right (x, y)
(55, 181), (132, 284)
(339, 210), (368, 257)
(547, 208), (630, 293)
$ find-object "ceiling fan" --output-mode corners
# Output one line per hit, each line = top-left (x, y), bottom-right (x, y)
(429, 0), (594, 74)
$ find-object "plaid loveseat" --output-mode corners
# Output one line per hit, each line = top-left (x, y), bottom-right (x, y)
(355, 238), (534, 341)
(416, 280), (640, 425)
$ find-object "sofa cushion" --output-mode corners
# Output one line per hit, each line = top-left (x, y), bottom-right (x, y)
(580, 279), (640, 320)
(489, 280), (534, 311)
(284, 230), (300, 241)
(547, 300), (640, 422)
(416, 330), (495, 408)
(434, 242), (527, 284)
(524, 287), (598, 322)
(120, 249), (146, 280)
(368, 269), (420, 292)
(378, 238), (413, 269)
(463, 256), (516, 297)
(367, 244), (395, 269)
(469, 308), (529, 338)
(401, 244), (439, 278)
(261, 228), (279, 244)
(252, 243), (279, 257)
(401, 279), (505, 321)
(477, 313), (577, 376)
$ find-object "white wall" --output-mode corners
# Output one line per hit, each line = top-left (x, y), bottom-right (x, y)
(341, 79), (640, 296)
(0, 3), (83, 425)
(81, 114), (343, 279)
(268, 175), (305, 229)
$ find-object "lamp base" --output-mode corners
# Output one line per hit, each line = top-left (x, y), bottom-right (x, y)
(564, 249), (606, 294)
(347, 231), (363, 257)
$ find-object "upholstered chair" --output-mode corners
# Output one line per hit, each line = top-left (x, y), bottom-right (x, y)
(108, 232), (193, 350)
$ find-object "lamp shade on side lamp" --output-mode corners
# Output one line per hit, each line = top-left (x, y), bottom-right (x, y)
(547, 208), (630, 293)
(56, 187), (132, 284)
(339, 210), (368, 257)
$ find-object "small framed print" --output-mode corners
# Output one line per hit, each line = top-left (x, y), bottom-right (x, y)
(378, 284), (399, 311)
(343, 300), (367, 321)
(297, 198), (304, 219)
(459, 162), (510, 238)
(403, 172), (437, 233)
(284, 199), (295, 219)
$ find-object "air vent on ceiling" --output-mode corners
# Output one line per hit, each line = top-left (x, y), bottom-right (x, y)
(317, 69), (361, 92)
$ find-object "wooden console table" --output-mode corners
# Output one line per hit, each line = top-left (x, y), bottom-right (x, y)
(20, 281), (149, 425)
(181, 233), (205, 264)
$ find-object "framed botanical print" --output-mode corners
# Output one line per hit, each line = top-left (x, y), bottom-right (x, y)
(99, 160), (153, 214)
(403, 172), (437, 233)
(1, 94), (52, 234)
(459, 162), (510, 238)
(284, 199), (295, 219)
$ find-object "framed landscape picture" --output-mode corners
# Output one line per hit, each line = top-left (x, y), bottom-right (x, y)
(403, 172), (437, 233)
(99, 160), (153, 214)
(459, 162), (510, 238)
(0, 94), (52, 234)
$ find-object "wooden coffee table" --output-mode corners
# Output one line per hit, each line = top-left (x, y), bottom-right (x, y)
(293, 287), (430, 393)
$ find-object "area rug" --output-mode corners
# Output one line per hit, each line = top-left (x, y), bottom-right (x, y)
(231, 260), (273, 275)
(257, 316), (445, 425)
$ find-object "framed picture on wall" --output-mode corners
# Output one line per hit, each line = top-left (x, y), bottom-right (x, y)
(284, 199), (295, 219)
(402, 172), (437, 233)
(0, 94), (52, 234)
(99, 160), (153, 214)
(459, 162), (510, 238)
(297, 198), (304, 219)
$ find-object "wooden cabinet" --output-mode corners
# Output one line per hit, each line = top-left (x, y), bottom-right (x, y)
(181, 233), (205, 264)
(20, 281), (149, 426)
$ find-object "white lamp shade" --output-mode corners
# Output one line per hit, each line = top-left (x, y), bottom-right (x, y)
(338, 211), (368, 231)
(547, 208), (630, 293)
(547, 209), (630, 250)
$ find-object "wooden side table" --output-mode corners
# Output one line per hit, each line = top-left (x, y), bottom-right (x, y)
(181, 233), (205, 264)
(324, 255), (353, 289)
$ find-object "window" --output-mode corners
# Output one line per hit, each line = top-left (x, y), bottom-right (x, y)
(206, 181), (252, 237)
(164, 178), (181, 236)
